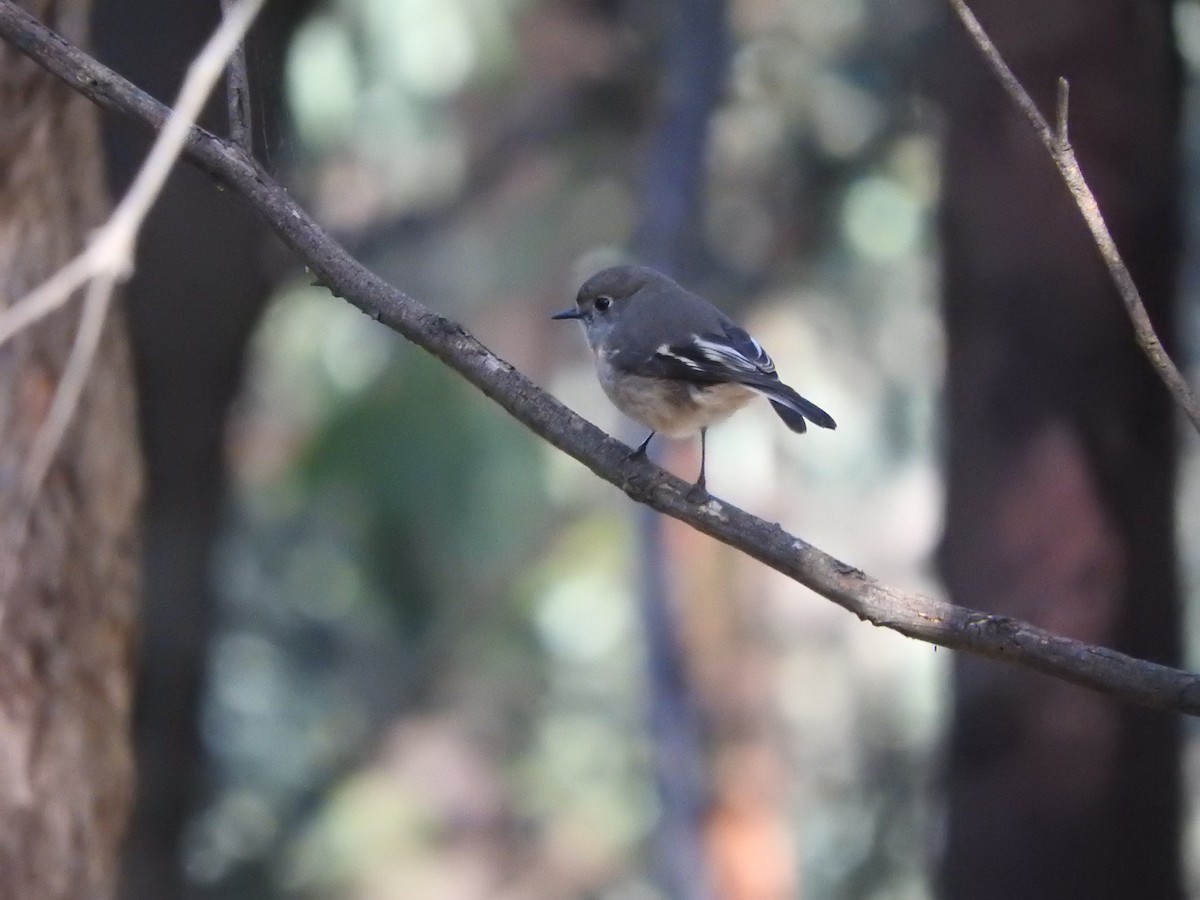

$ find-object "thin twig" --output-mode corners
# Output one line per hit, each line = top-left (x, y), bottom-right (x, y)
(0, 0), (264, 354)
(0, 0), (263, 498)
(2, 0), (1200, 716)
(109, 0), (261, 240)
(219, 0), (253, 155)
(22, 274), (113, 496)
(0, 253), (94, 347)
(946, 0), (1200, 435)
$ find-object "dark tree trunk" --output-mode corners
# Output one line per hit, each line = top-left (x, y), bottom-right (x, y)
(91, 2), (309, 896)
(0, 1), (141, 897)
(632, 0), (728, 896)
(937, 2), (1182, 898)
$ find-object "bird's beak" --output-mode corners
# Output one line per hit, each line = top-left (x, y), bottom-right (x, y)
(551, 308), (583, 320)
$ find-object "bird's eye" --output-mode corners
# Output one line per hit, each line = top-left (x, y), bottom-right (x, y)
(594, 295), (613, 312)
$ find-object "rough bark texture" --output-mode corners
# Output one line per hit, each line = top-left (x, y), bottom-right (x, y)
(0, 1), (140, 898)
(937, 2), (1182, 897)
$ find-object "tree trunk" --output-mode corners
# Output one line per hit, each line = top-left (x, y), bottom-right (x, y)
(0, 2), (141, 897)
(937, 2), (1182, 897)
(632, 0), (729, 895)
(91, 1), (307, 894)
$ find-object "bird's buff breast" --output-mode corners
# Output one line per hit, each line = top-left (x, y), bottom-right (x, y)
(596, 356), (756, 437)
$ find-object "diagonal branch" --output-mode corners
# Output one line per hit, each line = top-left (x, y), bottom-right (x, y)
(947, 0), (1200, 435)
(1, 0), (1198, 716)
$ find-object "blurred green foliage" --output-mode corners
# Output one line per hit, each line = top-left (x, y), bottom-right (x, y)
(301, 346), (548, 631)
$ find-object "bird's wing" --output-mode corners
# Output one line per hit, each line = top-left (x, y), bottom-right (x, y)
(605, 308), (836, 430)
(645, 321), (778, 384)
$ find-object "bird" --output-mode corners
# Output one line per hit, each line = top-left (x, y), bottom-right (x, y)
(552, 264), (835, 500)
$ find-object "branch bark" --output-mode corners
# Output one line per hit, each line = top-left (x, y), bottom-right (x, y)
(2, 0), (1198, 716)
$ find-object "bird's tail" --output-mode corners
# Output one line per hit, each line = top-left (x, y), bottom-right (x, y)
(749, 382), (836, 433)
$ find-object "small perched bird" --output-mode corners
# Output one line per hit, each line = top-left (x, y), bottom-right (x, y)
(553, 265), (835, 500)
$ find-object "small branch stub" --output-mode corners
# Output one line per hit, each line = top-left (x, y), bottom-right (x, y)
(219, 0), (254, 155)
(1055, 76), (1070, 151)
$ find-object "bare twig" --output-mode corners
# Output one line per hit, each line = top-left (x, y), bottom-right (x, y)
(0, 0), (263, 352)
(99, 0), (261, 266)
(946, 0), (1200, 435)
(0, 253), (95, 347)
(219, 0), (254, 155)
(22, 274), (113, 495)
(0, 0), (264, 497)
(2, 0), (1199, 716)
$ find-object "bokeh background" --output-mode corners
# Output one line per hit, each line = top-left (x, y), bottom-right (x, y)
(88, 0), (1200, 897)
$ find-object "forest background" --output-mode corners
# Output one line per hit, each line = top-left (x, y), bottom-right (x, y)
(1, 0), (1198, 898)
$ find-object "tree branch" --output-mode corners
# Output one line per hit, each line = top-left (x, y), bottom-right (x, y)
(946, 0), (1200, 435)
(2, 0), (1198, 716)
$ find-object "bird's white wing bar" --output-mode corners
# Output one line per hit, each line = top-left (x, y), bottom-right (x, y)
(680, 335), (776, 376)
(655, 342), (707, 372)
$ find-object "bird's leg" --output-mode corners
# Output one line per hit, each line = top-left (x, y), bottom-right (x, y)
(628, 431), (655, 459)
(687, 428), (710, 502)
